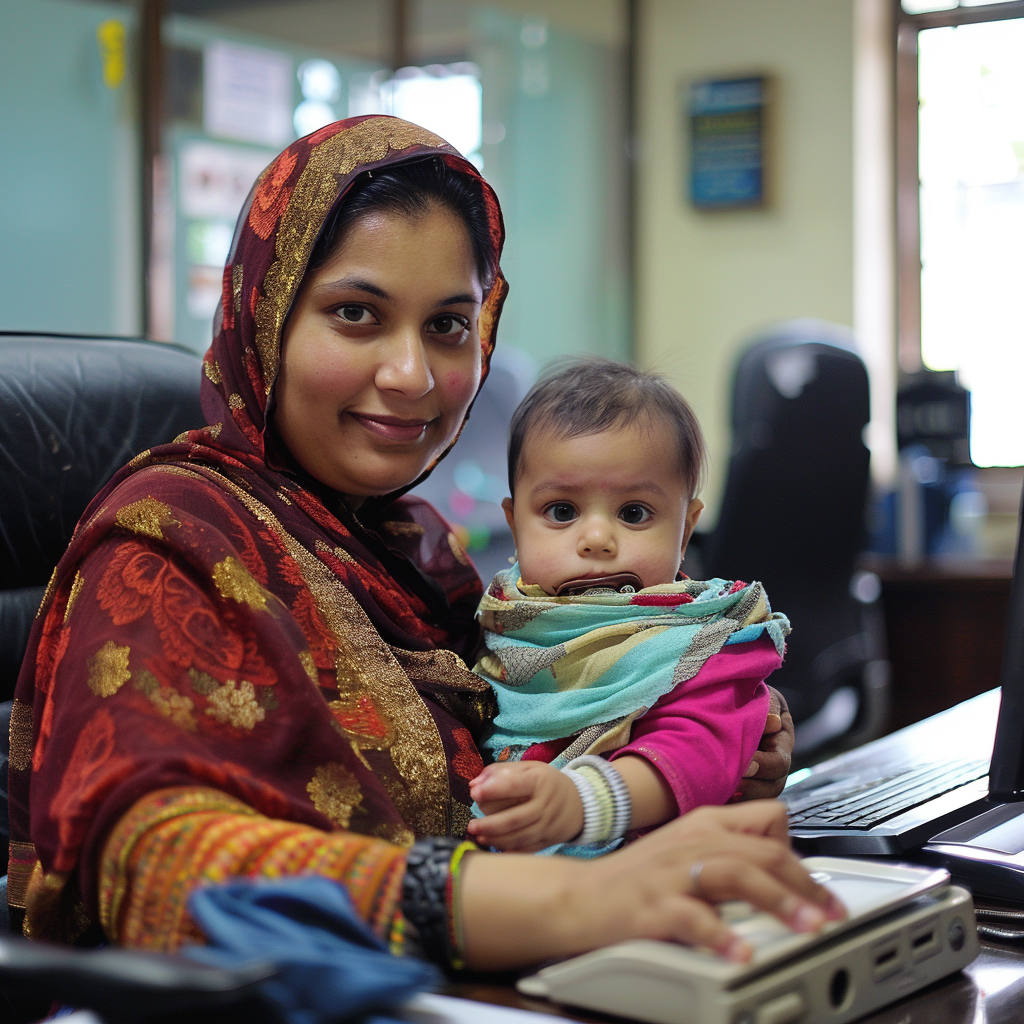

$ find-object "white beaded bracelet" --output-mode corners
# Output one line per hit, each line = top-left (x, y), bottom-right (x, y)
(565, 754), (633, 842)
(563, 768), (606, 844)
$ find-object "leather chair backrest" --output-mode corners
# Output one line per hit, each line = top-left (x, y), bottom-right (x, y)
(0, 334), (203, 700)
(701, 322), (873, 724)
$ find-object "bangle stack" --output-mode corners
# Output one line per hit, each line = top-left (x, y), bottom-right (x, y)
(562, 754), (632, 845)
(400, 836), (476, 971)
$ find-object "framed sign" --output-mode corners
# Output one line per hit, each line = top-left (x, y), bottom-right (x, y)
(687, 76), (770, 210)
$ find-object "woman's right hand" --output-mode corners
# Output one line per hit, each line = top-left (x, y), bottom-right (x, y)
(458, 800), (846, 971)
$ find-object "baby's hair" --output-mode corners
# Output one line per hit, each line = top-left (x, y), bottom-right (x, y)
(508, 357), (707, 501)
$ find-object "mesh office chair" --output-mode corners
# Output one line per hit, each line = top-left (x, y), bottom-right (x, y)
(699, 320), (890, 759)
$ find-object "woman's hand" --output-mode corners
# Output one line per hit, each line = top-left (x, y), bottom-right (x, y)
(735, 687), (795, 802)
(459, 799), (845, 971)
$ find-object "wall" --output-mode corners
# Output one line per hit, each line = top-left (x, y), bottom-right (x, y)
(635, 0), (865, 522)
(0, 0), (141, 336)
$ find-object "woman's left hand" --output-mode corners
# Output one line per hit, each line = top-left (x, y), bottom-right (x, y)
(736, 686), (794, 801)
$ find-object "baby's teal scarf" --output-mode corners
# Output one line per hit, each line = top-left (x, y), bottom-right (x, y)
(475, 565), (790, 765)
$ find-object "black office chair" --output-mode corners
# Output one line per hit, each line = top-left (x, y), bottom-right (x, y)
(0, 332), (204, 889)
(698, 320), (890, 760)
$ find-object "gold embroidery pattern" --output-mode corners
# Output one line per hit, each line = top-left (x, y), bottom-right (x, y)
(134, 670), (196, 731)
(206, 422), (224, 440)
(114, 497), (176, 541)
(299, 649), (318, 683)
(315, 538), (355, 564)
(128, 449), (152, 469)
(228, 393), (245, 410)
(211, 556), (269, 611)
(205, 678), (265, 730)
(373, 822), (415, 848)
(204, 358), (223, 385)
(64, 571), (85, 622)
(307, 762), (363, 829)
(254, 119), (451, 390)
(87, 641), (132, 698)
(196, 467), (450, 836)
(36, 566), (60, 618)
(7, 840), (37, 908)
(232, 264), (244, 313)
(447, 531), (470, 566)
(9, 698), (34, 772)
(449, 799), (473, 840)
(188, 667), (218, 695)
(23, 867), (90, 944)
(391, 647), (491, 693)
(383, 521), (425, 538)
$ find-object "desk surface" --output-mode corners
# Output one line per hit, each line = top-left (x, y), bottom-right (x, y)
(449, 937), (1024, 1023)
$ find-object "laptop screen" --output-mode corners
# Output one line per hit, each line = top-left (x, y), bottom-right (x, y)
(987, 485), (1024, 800)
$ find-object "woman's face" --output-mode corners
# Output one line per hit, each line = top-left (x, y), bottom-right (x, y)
(274, 204), (484, 500)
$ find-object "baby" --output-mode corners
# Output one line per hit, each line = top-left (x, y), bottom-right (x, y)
(467, 358), (790, 854)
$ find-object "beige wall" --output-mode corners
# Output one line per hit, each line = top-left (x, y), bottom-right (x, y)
(635, 0), (860, 522)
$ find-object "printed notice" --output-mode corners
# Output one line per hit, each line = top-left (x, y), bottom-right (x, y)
(204, 40), (293, 148)
(688, 77), (768, 210)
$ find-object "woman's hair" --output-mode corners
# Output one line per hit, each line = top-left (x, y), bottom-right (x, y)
(507, 357), (708, 501)
(307, 156), (497, 288)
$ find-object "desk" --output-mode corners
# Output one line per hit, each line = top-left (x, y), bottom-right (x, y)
(449, 936), (1024, 1022)
(863, 557), (1014, 732)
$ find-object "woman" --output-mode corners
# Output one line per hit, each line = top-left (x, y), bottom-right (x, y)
(7, 116), (840, 971)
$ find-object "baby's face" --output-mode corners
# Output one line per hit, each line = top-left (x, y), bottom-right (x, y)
(503, 421), (703, 596)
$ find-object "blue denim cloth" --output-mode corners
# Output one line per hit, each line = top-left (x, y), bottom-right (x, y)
(184, 877), (438, 1024)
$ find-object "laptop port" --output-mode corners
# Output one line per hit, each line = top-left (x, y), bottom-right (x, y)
(872, 943), (902, 981)
(910, 926), (939, 963)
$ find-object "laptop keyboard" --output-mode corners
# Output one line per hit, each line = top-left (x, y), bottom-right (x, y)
(785, 757), (989, 830)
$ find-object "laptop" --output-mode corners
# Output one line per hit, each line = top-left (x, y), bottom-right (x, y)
(784, 487), (1024, 900)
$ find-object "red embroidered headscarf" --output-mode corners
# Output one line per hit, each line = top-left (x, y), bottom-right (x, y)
(8, 117), (508, 941)
(197, 114), (507, 482)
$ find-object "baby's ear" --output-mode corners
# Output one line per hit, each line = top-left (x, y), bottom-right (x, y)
(681, 498), (704, 557)
(501, 497), (518, 543)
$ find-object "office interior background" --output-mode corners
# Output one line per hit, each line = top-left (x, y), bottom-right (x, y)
(3, 0), (1023, 721)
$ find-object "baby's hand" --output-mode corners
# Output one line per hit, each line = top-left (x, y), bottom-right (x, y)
(467, 761), (584, 852)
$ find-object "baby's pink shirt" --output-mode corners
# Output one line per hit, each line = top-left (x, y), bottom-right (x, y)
(609, 637), (777, 814)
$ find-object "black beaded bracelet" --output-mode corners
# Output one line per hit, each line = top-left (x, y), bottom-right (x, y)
(400, 836), (463, 967)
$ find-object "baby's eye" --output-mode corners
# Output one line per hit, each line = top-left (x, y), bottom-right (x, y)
(619, 504), (652, 525)
(427, 314), (470, 340)
(335, 305), (375, 325)
(543, 502), (578, 524)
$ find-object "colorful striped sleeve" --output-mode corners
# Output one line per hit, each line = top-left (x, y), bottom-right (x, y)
(96, 786), (408, 952)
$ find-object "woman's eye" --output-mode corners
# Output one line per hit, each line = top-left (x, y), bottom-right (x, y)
(543, 503), (578, 524)
(335, 305), (374, 325)
(619, 504), (652, 525)
(428, 314), (469, 339)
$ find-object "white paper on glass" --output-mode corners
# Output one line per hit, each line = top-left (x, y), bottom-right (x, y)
(179, 140), (272, 221)
(204, 40), (293, 148)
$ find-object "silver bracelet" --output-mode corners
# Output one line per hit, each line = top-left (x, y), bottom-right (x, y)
(565, 754), (633, 841)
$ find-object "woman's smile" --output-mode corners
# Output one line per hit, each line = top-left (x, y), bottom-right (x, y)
(273, 205), (484, 499)
(347, 411), (434, 443)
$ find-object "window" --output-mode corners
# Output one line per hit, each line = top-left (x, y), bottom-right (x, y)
(897, 1), (1024, 467)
